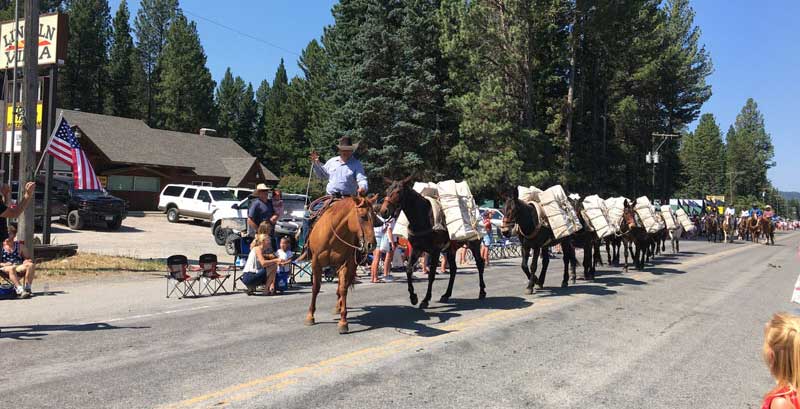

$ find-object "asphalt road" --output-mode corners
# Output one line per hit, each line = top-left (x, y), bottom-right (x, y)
(3, 232), (800, 408)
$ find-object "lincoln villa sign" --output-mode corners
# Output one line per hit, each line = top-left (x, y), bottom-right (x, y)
(0, 13), (68, 69)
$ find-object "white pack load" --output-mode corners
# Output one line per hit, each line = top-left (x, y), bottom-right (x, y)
(634, 196), (660, 233)
(518, 186), (544, 203)
(393, 182), (436, 238)
(653, 206), (666, 231)
(660, 205), (678, 230)
(538, 185), (582, 240)
(437, 180), (481, 242)
(675, 208), (695, 232)
(583, 195), (616, 238)
(605, 197), (628, 230)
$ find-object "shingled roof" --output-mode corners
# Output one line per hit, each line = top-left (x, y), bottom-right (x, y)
(60, 109), (278, 183)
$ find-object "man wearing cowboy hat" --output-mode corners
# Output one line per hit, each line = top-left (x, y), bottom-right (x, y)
(310, 136), (368, 197)
(247, 183), (279, 236)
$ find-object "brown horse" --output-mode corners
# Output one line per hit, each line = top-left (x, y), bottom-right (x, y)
(620, 200), (650, 271)
(759, 216), (775, 245)
(737, 216), (749, 241)
(748, 215), (762, 243)
(722, 214), (734, 243)
(704, 213), (719, 243)
(304, 195), (378, 334)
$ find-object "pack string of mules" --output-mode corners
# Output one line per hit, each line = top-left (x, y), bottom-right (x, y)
(302, 178), (775, 334)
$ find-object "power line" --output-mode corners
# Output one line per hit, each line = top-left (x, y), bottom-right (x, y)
(183, 9), (301, 58)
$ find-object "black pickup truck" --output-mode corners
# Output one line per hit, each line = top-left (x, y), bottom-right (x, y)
(12, 176), (128, 230)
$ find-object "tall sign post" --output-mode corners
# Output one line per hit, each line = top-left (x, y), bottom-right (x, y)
(18, 0), (39, 255)
(0, 10), (67, 248)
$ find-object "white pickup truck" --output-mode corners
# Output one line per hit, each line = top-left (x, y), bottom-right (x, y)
(158, 184), (241, 224)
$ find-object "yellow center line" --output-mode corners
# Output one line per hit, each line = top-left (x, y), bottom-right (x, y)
(159, 232), (799, 409)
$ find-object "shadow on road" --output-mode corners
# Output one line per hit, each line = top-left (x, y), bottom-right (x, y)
(347, 296), (532, 337)
(0, 322), (149, 341)
(594, 276), (647, 287)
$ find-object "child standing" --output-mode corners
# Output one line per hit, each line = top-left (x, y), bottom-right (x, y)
(276, 237), (294, 291)
(762, 313), (800, 409)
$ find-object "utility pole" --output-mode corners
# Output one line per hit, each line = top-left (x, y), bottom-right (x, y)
(18, 0), (38, 255)
(647, 133), (680, 199)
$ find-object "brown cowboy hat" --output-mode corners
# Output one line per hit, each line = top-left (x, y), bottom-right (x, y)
(337, 136), (359, 151)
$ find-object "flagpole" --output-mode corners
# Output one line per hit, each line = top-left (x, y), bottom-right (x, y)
(34, 111), (61, 176)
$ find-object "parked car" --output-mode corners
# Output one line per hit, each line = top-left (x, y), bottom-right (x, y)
(228, 187), (254, 201)
(211, 193), (312, 254)
(11, 176), (127, 230)
(158, 184), (240, 223)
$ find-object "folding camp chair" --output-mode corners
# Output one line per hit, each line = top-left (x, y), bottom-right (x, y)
(291, 260), (312, 287)
(165, 255), (197, 298)
(195, 254), (231, 296)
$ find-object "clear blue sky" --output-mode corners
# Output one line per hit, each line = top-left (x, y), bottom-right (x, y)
(110, 0), (799, 192)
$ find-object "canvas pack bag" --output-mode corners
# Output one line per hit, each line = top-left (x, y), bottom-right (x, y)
(437, 180), (481, 242)
(634, 196), (660, 234)
(675, 208), (695, 232)
(538, 185), (582, 240)
(660, 205), (678, 230)
(583, 195), (616, 238)
(605, 197), (628, 230)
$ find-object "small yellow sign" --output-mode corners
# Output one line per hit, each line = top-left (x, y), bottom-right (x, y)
(5, 102), (43, 128)
(705, 195), (725, 203)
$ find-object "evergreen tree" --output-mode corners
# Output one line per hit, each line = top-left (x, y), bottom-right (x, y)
(238, 82), (258, 153)
(216, 68), (258, 152)
(726, 98), (774, 200)
(262, 60), (295, 175)
(298, 39), (336, 155)
(679, 113), (726, 197)
(134, 0), (180, 126)
(106, 0), (146, 118)
(60, 0), (111, 113)
(155, 14), (216, 133)
(254, 79), (270, 154)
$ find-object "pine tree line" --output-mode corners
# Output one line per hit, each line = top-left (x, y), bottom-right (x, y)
(1, 0), (783, 213)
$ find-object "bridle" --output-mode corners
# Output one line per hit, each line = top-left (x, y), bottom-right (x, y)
(502, 200), (541, 240)
(329, 197), (372, 254)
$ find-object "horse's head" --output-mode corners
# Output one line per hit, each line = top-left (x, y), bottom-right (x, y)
(353, 194), (379, 253)
(621, 199), (638, 230)
(380, 175), (413, 219)
(500, 187), (520, 237)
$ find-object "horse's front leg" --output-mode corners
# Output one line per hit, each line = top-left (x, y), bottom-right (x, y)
(440, 247), (457, 303)
(336, 260), (354, 334)
(305, 258), (323, 326)
(406, 247), (420, 306)
(623, 241), (630, 273)
(523, 246), (537, 294)
(420, 250), (439, 309)
(471, 240), (487, 300)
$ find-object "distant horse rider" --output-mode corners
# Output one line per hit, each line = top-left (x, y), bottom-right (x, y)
(750, 203), (763, 218)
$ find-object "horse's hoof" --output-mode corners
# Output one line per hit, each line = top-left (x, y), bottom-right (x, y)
(439, 295), (450, 303)
(304, 317), (315, 326)
(478, 291), (486, 300)
(338, 323), (349, 334)
(571, 277), (577, 284)
(561, 281), (568, 288)
(410, 294), (418, 306)
(537, 284), (544, 290)
(525, 287), (535, 295)
(419, 300), (429, 309)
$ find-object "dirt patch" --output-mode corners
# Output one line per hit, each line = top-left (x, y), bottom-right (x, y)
(36, 253), (163, 281)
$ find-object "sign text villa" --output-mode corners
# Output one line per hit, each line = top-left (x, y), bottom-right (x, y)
(0, 13), (68, 69)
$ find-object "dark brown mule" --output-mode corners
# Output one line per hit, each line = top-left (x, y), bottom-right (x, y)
(759, 216), (775, 245)
(704, 213), (719, 243)
(379, 177), (486, 309)
(304, 195), (378, 334)
(500, 189), (595, 294)
(619, 200), (649, 272)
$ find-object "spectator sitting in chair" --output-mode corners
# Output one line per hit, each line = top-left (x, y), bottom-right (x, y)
(0, 223), (35, 298)
(241, 222), (280, 295)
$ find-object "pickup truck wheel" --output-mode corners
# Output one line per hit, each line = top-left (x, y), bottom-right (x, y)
(67, 210), (85, 230)
(225, 234), (240, 255)
(107, 218), (123, 230)
(213, 223), (229, 245)
(167, 208), (180, 223)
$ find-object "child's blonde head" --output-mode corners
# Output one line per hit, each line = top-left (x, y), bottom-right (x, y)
(253, 222), (273, 248)
(280, 236), (290, 250)
(764, 313), (800, 392)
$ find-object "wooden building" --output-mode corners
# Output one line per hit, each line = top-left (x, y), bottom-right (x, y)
(59, 109), (278, 210)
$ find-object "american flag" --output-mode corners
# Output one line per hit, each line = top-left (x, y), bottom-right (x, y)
(47, 117), (102, 190)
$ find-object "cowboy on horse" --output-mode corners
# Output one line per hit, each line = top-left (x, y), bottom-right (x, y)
(310, 136), (368, 198)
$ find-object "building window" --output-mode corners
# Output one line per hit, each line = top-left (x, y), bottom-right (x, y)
(107, 175), (161, 192)
(108, 175), (133, 191)
(134, 176), (160, 192)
